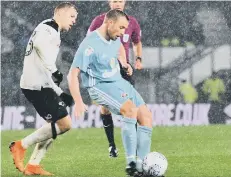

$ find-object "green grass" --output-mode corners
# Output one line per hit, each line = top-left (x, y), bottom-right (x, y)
(1, 125), (231, 177)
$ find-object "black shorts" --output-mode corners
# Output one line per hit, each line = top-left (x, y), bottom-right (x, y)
(21, 88), (68, 122)
(119, 62), (135, 85)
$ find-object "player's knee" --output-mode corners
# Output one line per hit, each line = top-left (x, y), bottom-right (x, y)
(141, 112), (152, 128)
(56, 116), (72, 133)
(100, 106), (111, 115)
(146, 111), (152, 125)
(60, 119), (72, 133)
(137, 105), (152, 128)
(120, 100), (138, 118)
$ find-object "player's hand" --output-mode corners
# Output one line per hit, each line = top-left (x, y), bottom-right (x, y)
(60, 93), (74, 107)
(135, 59), (143, 70)
(52, 70), (63, 86)
(122, 63), (133, 76)
(125, 63), (133, 76)
(73, 101), (88, 118)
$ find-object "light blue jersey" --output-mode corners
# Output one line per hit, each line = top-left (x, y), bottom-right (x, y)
(72, 30), (145, 115)
(72, 30), (122, 88)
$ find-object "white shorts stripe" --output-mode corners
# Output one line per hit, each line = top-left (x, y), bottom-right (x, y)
(93, 87), (121, 108)
(92, 87), (121, 110)
(92, 88), (121, 110)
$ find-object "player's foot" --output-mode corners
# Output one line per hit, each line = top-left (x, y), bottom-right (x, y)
(125, 161), (137, 176)
(9, 141), (26, 172)
(108, 146), (118, 158)
(133, 171), (144, 177)
(24, 164), (54, 176)
(139, 173), (164, 177)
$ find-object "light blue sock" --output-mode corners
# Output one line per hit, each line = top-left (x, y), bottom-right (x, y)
(121, 117), (137, 165)
(136, 125), (152, 172)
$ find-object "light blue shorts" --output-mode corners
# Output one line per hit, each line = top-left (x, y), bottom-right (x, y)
(88, 79), (145, 115)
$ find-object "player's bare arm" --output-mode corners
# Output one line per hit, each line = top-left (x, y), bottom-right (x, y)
(133, 41), (143, 70)
(118, 44), (133, 76)
(67, 67), (87, 118)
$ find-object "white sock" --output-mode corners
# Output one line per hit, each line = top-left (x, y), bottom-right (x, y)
(28, 138), (53, 165)
(21, 123), (60, 149)
(136, 158), (143, 172)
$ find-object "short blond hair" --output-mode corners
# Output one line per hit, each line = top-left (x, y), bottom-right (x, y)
(54, 2), (77, 13)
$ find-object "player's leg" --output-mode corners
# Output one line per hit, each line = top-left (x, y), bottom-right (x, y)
(22, 116), (71, 176)
(120, 100), (139, 176)
(18, 115), (71, 148)
(100, 106), (118, 158)
(24, 114), (72, 172)
(101, 69), (135, 158)
(27, 138), (53, 166)
(117, 80), (152, 176)
(24, 138), (53, 176)
(88, 85), (138, 176)
(9, 117), (71, 173)
(131, 88), (153, 174)
(23, 88), (71, 175)
(9, 88), (71, 174)
(136, 105), (152, 173)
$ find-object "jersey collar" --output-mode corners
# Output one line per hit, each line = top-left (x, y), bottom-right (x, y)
(96, 30), (112, 45)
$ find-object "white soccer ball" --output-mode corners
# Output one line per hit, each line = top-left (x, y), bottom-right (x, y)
(142, 152), (168, 177)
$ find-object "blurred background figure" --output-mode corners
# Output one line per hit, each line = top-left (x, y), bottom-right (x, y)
(202, 71), (226, 103)
(202, 71), (226, 124)
(179, 79), (198, 104)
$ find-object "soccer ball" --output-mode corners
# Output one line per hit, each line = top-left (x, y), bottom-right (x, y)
(142, 152), (168, 177)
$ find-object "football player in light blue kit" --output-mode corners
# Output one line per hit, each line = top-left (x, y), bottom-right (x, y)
(68, 9), (152, 176)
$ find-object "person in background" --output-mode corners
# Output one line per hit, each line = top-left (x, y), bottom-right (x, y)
(179, 79), (198, 104)
(202, 72), (226, 102)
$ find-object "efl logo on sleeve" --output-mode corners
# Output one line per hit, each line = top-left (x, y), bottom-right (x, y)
(123, 34), (129, 43)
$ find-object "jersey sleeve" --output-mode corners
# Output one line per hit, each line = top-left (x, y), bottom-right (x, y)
(71, 42), (94, 72)
(131, 18), (141, 44)
(33, 27), (59, 73)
